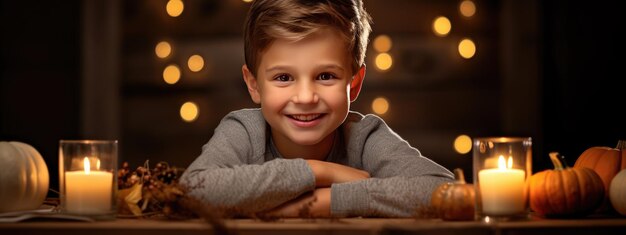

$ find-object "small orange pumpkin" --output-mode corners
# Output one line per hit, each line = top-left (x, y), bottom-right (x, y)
(574, 140), (626, 212)
(530, 152), (605, 217)
(431, 168), (475, 221)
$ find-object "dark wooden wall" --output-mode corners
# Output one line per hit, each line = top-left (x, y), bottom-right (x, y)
(1, 0), (81, 195)
(541, 0), (626, 169)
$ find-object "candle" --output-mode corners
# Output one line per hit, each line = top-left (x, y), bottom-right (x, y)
(65, 157), (113, 214)
(478, 155), (526, 215)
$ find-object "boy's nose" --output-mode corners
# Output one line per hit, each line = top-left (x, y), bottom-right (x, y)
(291, 82), (319, 104)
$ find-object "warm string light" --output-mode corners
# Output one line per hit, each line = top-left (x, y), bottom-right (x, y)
(188, 54), (205, 72)
(163, 64), (181, 84)
(166, 0), (184, 17)
(458, 38), (476, 59)
(155, 41), (172, 58)
(429, 1), (479, 61)
(375, 53), (393, 71)
(454, 135), (472, 154)
(372, 97), (390, 115)
(433, 16), (451, 36)
(373, 35), (392, 53)
(180, 102), (199, 122)
(459, 0), (476, 17)
(160, 1), (211, 122)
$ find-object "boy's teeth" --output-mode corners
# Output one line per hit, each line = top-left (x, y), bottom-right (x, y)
(291, 114), (321, 121)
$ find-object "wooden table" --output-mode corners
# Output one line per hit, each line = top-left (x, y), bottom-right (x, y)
(384, 217), (626, 235)
(1, 216), (626, 235)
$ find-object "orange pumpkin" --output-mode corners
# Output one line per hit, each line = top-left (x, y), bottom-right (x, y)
(431, 168), (475, 221)
(574, 140), (626, 212)
(530, 152), (605, 217)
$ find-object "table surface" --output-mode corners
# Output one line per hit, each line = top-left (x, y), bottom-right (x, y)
(1, 215), (626, 235)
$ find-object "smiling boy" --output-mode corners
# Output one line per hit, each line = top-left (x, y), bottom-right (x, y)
(180, 0), (453, 218)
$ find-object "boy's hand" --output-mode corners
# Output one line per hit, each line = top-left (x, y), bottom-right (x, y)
(263, 188), (331, 218)
(306, 160), (370, 187)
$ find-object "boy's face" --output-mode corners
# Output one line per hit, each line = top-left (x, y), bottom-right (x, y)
(242, 29), (365, 150)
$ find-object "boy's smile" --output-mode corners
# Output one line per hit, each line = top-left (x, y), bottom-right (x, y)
(242, 28), (365, 159)
(287, 113), (325, 128)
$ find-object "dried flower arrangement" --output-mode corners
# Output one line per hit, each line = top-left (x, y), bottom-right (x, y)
(117, 161), (184, 217)
(116, 160), (229, 234)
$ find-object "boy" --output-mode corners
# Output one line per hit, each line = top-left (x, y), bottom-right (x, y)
(180, 0), (453, 218)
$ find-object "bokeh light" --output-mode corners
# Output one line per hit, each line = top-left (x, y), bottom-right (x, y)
(163, 64), (181, 84)
(433, 16), (452, 36)
(460, 0), (477, 17)
(375, 53), (393, 71)
(166, 0), (184, 17)
(372, 97), (390, 115)
(373, 35), (392, 53)
(187, 54), (205, 72)
(155, 41), (171, 59)
(180, 101), (199, 122)
(454, 135), (473, 154)
(458, 38), (476, 59)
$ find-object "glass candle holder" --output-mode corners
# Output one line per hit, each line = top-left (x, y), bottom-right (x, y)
(473, 137), (531, 221)
(59, 140), (117, 220)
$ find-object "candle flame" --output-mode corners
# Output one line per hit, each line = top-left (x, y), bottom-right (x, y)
(508, 156), (513, 169)
(497, 155), (514, 169)
(83, 157), (90, 174)
(97, 159), (101, 170)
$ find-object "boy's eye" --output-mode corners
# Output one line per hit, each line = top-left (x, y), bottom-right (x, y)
(274, 74), (292, 82)
(318, 73), (336, 80)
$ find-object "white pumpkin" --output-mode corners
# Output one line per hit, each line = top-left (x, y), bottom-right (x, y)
(0, 141), (49, 213)
(610, 169), (626, 215)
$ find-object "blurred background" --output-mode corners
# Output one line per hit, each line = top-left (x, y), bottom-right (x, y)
(1, 0), (624, 194)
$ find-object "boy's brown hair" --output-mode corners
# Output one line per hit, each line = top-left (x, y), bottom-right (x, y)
(243, 0), (372, 76)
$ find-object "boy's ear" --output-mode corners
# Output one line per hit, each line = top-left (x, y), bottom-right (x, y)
(349, 65), (366, 102)
(242, 65), (261, 104)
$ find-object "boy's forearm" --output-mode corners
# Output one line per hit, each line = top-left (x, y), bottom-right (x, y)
(306, 160), (370, 187)
(182, 158), (316, 214)
(330, 174), (453, 217)
(264, 187), (331, 218)
(306, 159), (329, 186)
(308, 187), (331, 217)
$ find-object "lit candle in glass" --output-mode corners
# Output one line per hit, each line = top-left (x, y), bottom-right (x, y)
(65, 157), (113, 214)
(473, 137), (531, 220)
(60, 140), (117, 219)
(478, 155), (526, 215)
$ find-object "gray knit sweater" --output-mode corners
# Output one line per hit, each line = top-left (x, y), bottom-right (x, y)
(180, 108), (453, 217)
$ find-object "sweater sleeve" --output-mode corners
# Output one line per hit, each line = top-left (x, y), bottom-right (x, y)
(180, 110), (316, 214)
(330, 114), (454, 217)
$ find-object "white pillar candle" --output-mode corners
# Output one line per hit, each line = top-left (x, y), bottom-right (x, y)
(65, 157), (112, 214)
(478, 155), (526, 215)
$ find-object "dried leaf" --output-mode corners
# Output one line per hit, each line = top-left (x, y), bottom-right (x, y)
(141, 190), (153, 211)
(125, 183), (143, 204)
(125, 183), (143, 216)
(116, 183), (141, 216)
